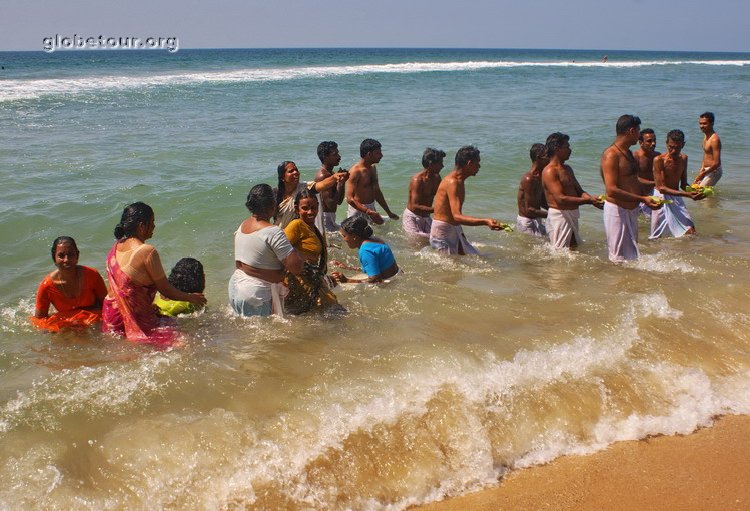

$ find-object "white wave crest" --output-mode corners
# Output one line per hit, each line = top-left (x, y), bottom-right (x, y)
(2, 59), (748, 102)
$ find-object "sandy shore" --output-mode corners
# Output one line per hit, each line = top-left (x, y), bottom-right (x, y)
(413, 414), (750, 511)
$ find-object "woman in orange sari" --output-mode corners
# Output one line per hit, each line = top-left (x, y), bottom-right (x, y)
(31, 236), (108, 332)
(102, 202), (206, 345)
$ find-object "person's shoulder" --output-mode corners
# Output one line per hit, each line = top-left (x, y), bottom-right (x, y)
(601, 145), (618, 159)
(285, 218), (304, 231)
(40, 270), (57, 287)
(314, 167), (331, 180)
(140, 243), (158, 255)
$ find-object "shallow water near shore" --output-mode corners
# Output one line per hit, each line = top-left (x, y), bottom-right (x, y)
(1, 48), (750, 509)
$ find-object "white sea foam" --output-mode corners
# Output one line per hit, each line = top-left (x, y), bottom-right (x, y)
(2, 59), (748, 102)
(192, 292), (747, 510)
(0, 352), (174, 433)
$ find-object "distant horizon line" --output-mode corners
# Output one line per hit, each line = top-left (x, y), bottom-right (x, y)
(1, 46), (749, 54)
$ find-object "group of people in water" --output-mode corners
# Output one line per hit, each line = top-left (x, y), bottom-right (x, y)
(32, 112), (722, 344)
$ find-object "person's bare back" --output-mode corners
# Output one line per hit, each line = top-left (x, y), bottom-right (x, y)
(432, 173), (464, 224)
(517, 171), (547, 219)
(407, 169), (441, 216)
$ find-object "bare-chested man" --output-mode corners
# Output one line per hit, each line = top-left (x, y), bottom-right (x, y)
(430, 146), (502, 255)
(314, 141), (347, 233)
(346, 138), (399, 225)
(516, 143), (549, 237)
(600, 115), (661, 262)
(402, 147), (445, 238)
(633, 128), (660, 217)
(541, 133), (603, 250)
(650, 129), (704, 239)
(693, 112), (723, 186)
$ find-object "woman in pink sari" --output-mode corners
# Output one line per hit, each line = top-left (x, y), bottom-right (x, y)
(102, 202), (206, 345)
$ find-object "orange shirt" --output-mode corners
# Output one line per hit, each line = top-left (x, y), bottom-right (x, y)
(35, 266), (107, 315)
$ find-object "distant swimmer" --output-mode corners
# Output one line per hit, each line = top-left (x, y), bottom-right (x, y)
(314, 141), (348, 233)
(602, 55), (608, 63)
(633, 128), (660, 216)
(516, 143), (549, 237)
(693, 112), (723, 186)
(429, 145), (504, 255)
(346, 138), (399, 224)
(542, 133), (603, 251)
(650, 129), (705, 239)
(402, 147), (445, 239)
(600, 115), (661, 262)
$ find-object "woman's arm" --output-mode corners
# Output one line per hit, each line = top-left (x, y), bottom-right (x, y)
(331, 262), (399, 284)
(153, 277), (206, 306)
(34, 279), (51, 318)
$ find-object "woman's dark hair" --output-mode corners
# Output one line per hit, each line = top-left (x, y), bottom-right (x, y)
(341, 215), (373, 240)
(50, 236), (78, 261)
(114, 202), (154, 241)
(245, 184), (276, 216)
(275, 160), (295, 213)
(168, 257), (205, 293)
(293, 188), (319, 214)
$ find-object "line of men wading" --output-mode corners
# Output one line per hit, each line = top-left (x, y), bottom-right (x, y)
(396, 112), (720, 263)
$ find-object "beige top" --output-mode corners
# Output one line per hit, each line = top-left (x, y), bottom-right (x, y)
(115, 243), (166, 286)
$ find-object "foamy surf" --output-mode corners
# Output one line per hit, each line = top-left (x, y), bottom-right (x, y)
(6, 293), (742, 510)
(2, 59), (748, 102)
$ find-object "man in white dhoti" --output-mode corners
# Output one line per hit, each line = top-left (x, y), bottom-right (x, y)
(516, 143), (549, 237)
(650, 129), (705, 239)
(693, 112), (723, 187)
(541, 132), (603, 250)
(429, 146), (503, 255)
(600, 115), (662, 263)
(314, 141), (349, 235)
(402, 148), (445, 238)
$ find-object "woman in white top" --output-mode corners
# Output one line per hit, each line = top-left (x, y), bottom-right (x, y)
(229, 184), (304, 317)
(274, 160), (348, 229)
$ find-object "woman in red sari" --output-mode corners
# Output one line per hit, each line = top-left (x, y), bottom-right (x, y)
(31, 236), (108, 332)
(102, 202), (206, 345)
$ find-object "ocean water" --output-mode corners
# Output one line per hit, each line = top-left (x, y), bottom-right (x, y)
(1, 48), (750, 509)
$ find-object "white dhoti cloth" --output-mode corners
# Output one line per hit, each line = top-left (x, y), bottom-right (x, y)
(649, 191), (694, 239)
(639, 202), (652, 218)
(402, 208), (431, 238)
(429, 219), (479, 255)
(546, 208), (581, 250)
(516, 214), (547, 237)
(603, 201), (640, 262)
(347, 202), (377, 223)
(315, 210), (339, 234)
(697, 165), (722, 187)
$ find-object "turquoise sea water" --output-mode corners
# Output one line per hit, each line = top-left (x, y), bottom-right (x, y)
(1, 48), (750, 509)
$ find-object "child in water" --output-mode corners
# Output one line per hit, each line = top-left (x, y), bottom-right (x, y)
(330, 216), (400, 284)
(154, 258), (206, 316)
(31, 236), (108, 332)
